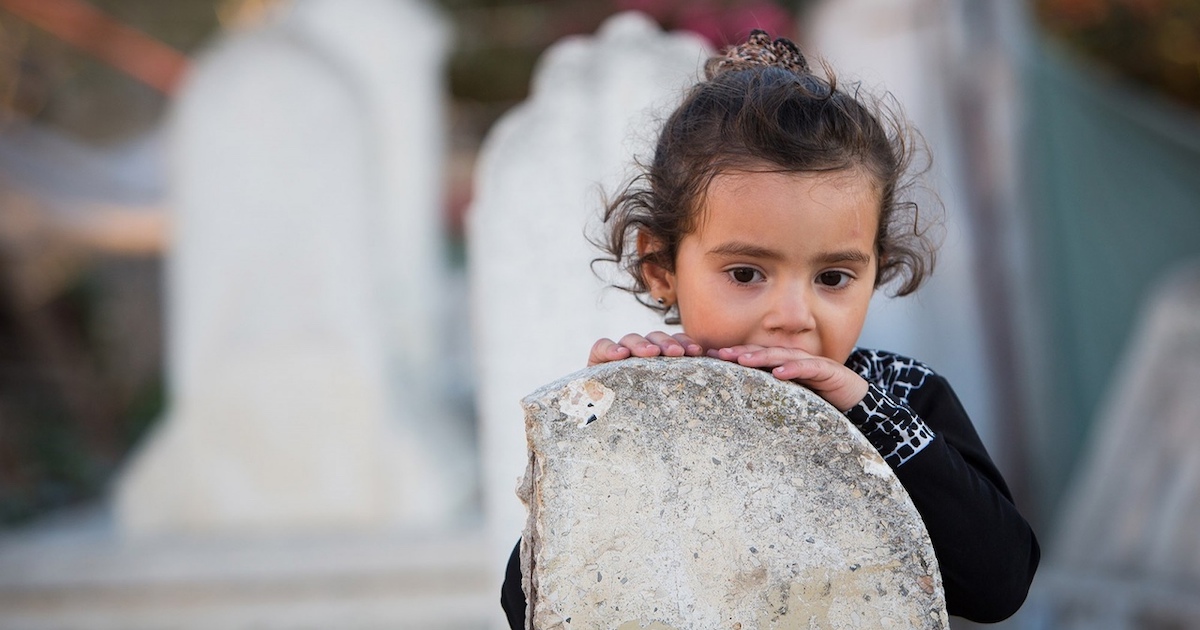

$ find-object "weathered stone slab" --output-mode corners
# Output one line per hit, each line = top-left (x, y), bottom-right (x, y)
(519, 358), (947, 629)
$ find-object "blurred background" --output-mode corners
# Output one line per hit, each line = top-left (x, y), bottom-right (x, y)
(0, 0), (1198, 628)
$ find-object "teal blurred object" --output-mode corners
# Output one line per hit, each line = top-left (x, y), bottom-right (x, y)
(1025, 40), (1200, 519)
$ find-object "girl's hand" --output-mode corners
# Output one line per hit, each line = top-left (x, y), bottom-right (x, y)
(710, 345), (869, 412)
(588, 332), (704, 366)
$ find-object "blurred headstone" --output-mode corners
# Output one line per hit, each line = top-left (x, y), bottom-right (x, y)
(467, 10), (710, 575)
(1022, 260), (1200, 628)
(519, 357), (948, 629)
(116, 0), (473, 535)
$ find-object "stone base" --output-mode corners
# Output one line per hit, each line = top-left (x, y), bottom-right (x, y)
(0, 505), (496, 630)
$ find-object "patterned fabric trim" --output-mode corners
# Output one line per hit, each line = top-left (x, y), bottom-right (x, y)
(845, 348), (934, 402)
(843, 349), (937, 468)
(845, 383), (936, 467)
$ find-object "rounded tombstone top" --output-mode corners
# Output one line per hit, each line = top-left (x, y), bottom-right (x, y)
(520, 357), (947, 630)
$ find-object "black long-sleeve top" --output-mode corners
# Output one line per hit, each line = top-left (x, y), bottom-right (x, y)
(502, 348), (1040, 626)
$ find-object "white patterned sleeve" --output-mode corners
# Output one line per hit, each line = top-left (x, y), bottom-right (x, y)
(844, 382), (935, 468)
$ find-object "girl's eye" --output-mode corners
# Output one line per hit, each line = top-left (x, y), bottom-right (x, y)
(817, 271), (851, 288)
(728, 267), (763, 284)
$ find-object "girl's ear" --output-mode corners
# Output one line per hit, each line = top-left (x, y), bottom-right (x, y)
(637, 231), (676, 301)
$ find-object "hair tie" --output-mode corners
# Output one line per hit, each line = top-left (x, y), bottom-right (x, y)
(705, 29), (811, 79)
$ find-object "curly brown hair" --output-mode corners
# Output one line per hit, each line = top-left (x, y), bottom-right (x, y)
(596, 32), (939, 315)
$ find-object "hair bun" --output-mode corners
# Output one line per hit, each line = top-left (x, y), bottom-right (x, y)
(705, 29), (811, 79)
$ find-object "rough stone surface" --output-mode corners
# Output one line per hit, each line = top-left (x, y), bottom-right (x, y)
(519, 358), (947, 629)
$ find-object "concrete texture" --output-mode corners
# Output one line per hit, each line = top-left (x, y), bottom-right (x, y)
(519, 357), (947, 629)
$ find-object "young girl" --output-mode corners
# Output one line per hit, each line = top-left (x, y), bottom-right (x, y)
(502, 30), (1039, 625)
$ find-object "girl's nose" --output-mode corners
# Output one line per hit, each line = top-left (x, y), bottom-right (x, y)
(764, 284), (816, 335)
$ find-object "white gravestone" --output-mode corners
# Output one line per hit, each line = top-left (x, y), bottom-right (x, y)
(520, 358), (948, 629)
(1027, 261), (1200, 627)
(468, 12), (710, 570)
(116, 0), (473, 534)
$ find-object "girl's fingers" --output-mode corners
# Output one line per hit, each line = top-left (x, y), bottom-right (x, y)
(618, 333), (663, 358)
(588, 338), (631, 366)
(771, 360), (869, 412)
(708, 344), (766, 361)
(743, 347), (818, 367)
(645, 331), (687, 357)
(671, 333), (705, 356)
(588, 332), (703, 367)
(770, 358), (828, 380)
(698, 343), (869, 411)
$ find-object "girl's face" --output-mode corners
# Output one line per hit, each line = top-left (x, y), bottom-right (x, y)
(645, 168), (879, 365)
